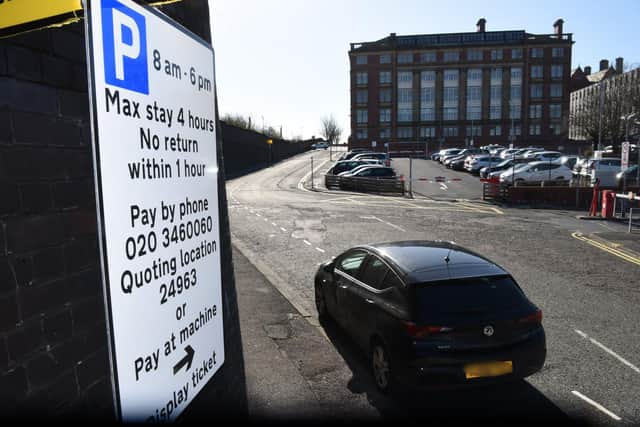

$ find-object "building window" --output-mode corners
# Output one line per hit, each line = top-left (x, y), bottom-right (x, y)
(529, 104), (542, 119)
(420, 127), (436, 138)
(552, 47), (564, 58)
(509, 125), (521, 136)
(420, 107), (435, 121)
(467, 105), (481, 120)
(379, 71), (392, 84)
(550, 123), (562, 135)
(490, 105), (502, 120)
(444, 87), (459, 103)
(550, 104), (561, 119)
(509, 103), (521, 119)
(511, 67), (522, 82)
(443, 51), (460, 62)
(397, 127), (413, 138)
(397, 71), (413, 83)
(467, 68), (482, 81)
(444, 69), (459, 82)
(398, 53), (413, 64)
(530, 47), (543, 58)
(420, 51), (436, 63)
(551, 65), (563, 79)
(356, 55), (367, 65)
(510, 85), (522, 101)
(467, 49), (483, 61)
(490, 85), (502, 101)
(490, 125), (502, 136)
(398, 108), (413, 122)
(356, 72), (368, 86)
(379, 54), (391, 64)
(466, 125), (481, 137)
(420, 87), (434, 103)
(511, 48), (522, 59)
(443, 126), (458, 137)
(491, 49), (503, 60)
(443, 107), (458, 121)
(421, 70), (436, 82)
(356, 89), (367, 105)
(357, 109), (368, 124)
(357, 128), (368, 139)
(379, 88), (392, 103)
(380, 127), (391, 138)
(550, 84), (562, 97)
(530, 84), (543, 99)
(529, 124), (541, 136)
(530, 65), (543, 79)
(379, 108), (391, 123)
(467, 86), (482, 102)
(397, 88), (412, 103)
(491, 67), (503, 81)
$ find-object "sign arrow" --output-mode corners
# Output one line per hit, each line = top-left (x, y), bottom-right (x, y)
(173, 345), (195, 375)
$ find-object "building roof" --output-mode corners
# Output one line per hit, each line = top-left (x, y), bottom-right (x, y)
(350, 29), (572, 52)
(586, 68), (615, 83)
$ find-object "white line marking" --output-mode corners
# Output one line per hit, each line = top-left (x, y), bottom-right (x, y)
(571, 390), (621, 421)
(280, 227), (287, 232)
(440, 183), (448, 190)
(359, 215), (406, 232)
(574, 330), (640, 374)
(303, 240), (312, 246)
(256, 213), (261, 217)
(315, 247), (325, 253)
(271, 222), (277, 227)
(263, 218), (268, 222)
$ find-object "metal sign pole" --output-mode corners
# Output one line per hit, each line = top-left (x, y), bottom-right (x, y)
(409, 155), (413, 198)
(311, 157), (314, 190)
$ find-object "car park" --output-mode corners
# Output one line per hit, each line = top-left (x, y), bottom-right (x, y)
(499, 148), (520, 159)
(479, 158), (528, 179)
(521, 148), (545, 159)
(500, 161), (572, 185)
(439, 149), (464, 164)
(314, 240), (546, 393)
(557, 155), (579, 171)
(529, 151), (563, 162)
(444, 148), (485, 168)
(327, 159), (381, 176)
(338, 148), (370, 161)
(352, 152), (391, 166)
(338, 166), (397, 190)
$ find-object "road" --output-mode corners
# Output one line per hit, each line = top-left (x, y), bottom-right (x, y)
(227, 148), (640, 425)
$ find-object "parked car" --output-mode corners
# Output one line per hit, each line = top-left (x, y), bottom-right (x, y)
(529, 151), (563, 162)
(338, 164), (395, 178)
(499, 148), (520, 159)
(464, 155), (503, 174)
(338, 148), (370, 161)
(489, 162), (530, 179)
(439, 149), (464, 164)
(616, 165), (639, 188)
(312, 142), (329, 149)
(314, 241), (546, 392)
(352, 152), (391, 166)
(522, 148), (546, 159)
(327, 159), (381, 176)
(582, 158), (622, 187)
(479, 158), (528, 179)
(431, 149), (448, 161)
(500, 161), (572, 185)
(444, 149), (484, 168)
(557, 155), (579, 171)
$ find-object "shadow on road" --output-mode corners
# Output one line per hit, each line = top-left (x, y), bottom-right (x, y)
(319, 319), (594, 426)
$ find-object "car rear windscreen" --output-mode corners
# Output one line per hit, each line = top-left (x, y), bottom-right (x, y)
(414, 276), (533, 324)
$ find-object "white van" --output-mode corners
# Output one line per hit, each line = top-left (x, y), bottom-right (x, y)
(584, 158), (622, 187)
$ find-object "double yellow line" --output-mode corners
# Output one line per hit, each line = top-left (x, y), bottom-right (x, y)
(571, 232), (640, 266)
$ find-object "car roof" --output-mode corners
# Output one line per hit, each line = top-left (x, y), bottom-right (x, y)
(355, 241), (508, 284)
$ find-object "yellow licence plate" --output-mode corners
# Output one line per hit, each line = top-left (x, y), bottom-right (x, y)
(464, 361), (513, 379)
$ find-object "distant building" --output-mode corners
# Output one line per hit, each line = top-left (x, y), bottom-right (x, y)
(348, 18), (573, 152)
(570, 57), (624, 92)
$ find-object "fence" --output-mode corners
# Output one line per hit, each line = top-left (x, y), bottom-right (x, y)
(324, 175), (405, 195)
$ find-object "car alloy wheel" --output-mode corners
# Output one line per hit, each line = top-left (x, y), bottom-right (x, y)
(371, 341), (392, 393)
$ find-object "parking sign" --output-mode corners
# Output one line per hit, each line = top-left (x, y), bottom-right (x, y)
(622, 141), (630, 170)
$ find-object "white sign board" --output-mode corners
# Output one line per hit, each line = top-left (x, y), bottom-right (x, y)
(622, 141), (630, 170)
(85, 0), (224, 421)
(371, 140), (377, 148)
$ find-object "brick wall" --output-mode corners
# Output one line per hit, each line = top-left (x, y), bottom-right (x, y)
(0, 0), (247, 421)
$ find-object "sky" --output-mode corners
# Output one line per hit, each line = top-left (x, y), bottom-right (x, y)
(209, 0), (640, 141)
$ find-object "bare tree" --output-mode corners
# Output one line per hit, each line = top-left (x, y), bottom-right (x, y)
(320, 115), (342, 144)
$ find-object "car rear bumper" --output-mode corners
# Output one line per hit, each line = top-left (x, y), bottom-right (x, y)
(394, 329), (546, 389)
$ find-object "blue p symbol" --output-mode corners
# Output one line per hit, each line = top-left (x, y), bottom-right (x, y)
(102, 0), (149, 95)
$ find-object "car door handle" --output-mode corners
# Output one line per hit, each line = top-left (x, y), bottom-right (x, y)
(365, 298), (375, 304)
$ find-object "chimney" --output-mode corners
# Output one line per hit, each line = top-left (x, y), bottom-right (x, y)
(584, 66), (591, 76)
(476, 18), (486, 33)
(553, 18), (564, 35)
(599, 59), (609, 71)
(390, 32), (396, 38)
(616, 57), (624, 74)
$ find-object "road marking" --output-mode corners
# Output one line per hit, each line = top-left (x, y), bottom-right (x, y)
(271, 222), (277, 227)
(360, 215), (406, 232)
(303, 240), (312, 246)
(439, 183), (448, 190)
(571, 390), (622, 421)
(574, 329), (640, 374)
(297, 159), (330, 192)
(280, 227), (287, 232)
(315, 247), (325, 253)
(256, 213), (261, 217)
(571, 232), (640, 266)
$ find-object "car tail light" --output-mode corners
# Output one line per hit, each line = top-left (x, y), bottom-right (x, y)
(518, 309), (542, 325)
(403, 322), (453, 338)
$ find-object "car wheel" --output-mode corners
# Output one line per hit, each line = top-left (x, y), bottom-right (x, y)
(371, 339), (394, 394)
(314, 283), (331, 324)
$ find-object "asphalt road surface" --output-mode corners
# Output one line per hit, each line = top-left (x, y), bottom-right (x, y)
(227, 148), (640, 425)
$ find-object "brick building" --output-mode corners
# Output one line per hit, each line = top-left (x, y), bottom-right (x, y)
(348, 18), (573, 152)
